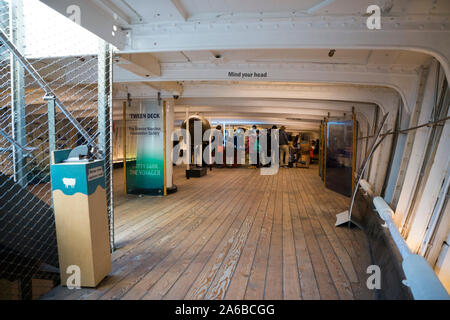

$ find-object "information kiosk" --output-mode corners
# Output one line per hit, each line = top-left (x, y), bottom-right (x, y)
(50, 147), (111, 287)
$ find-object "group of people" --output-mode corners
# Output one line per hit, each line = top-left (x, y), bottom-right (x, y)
(278, 126), (319, 168)
(212, 124), (319, 169)
(173, 124), (318, 168)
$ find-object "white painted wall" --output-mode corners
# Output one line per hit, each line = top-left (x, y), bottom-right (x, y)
(394, 61), (439, 230)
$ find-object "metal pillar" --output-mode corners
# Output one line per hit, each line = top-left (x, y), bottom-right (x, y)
(98, 39), (114, 251)
(46, 96), (56, 155)
(10, 0), (26, 186)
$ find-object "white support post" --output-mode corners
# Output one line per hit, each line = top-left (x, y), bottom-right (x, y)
(384, 101), (411, 204)
(395, 61), (439, 232)
(367, 106), (380, 187)
(371, 100), (399, 195)
(391, 67), (429, 212)
(185, 106), (190, 171)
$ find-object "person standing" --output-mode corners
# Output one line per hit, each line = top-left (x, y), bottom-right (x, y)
(270, 125), (278, 167)
(248, 125), (258, 168)
(213, 125), (224, 168)
(279, 125), (289, 168)
(255, 129), (261, 168)
(225, 128), (234, 167)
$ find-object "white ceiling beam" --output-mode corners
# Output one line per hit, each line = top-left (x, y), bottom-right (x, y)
(180, 82), (399, 114)
(40, 0), (127, 49)
(117, 53), (161, 77)
(174, 113), (321, 122)
(96, 0), (132, 24)
(116, 0), (143, 22)
(176, 97), (370, 111)
(174, 111), (327, 120)
(173, 99), (375, 124)
(112, 81), (384, 124)
(169, 0), (189, 21)
(124, 17), (450, 79)
(141, 81), (183, 95)
(113, 61), (421, 112)
(175, 117), (321, 130)
(306, 0), (336, 14)
(173, 105), (349, 117)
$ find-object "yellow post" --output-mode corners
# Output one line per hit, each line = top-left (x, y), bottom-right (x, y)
(122, 101), (127, 195)
(163, 100), (167, 196)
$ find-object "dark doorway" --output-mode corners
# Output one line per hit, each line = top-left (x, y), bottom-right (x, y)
(325, 119), (354, 197)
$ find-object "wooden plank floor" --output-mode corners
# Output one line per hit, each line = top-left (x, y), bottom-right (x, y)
(41, 165), (374, 300)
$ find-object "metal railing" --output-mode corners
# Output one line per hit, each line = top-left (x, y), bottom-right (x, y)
(0, 0), (114, 300)
(0, 28), (99, 155)
(373, 196), (449, 300)
(0, 127), (36, 156)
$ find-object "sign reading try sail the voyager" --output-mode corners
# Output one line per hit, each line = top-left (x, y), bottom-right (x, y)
(126, 101), (164, 194)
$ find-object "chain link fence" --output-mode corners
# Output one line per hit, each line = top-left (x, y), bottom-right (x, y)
(0, 0), (114, 299)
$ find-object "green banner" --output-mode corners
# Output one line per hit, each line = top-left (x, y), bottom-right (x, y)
(126, 100), (164, 195)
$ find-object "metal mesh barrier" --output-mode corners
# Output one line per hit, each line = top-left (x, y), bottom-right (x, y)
(0, 0), (113, 299)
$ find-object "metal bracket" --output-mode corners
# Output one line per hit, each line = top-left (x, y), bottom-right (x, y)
(0, 128), (36, 157)
(127, 92), (132, 107)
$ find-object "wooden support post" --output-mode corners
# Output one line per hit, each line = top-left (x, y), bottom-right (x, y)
(352, 109), (356, 192)
(163, 100), (167, 196)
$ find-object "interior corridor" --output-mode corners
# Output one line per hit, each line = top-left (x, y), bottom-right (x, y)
(42, 166), (373, 300)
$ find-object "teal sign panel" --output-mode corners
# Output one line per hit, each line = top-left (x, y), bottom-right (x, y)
(50, 159), (105, 196)
(126, 100), (164, 194)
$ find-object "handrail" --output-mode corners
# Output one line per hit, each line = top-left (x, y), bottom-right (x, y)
(359, 179), (373, 197)
(373, 196), (449, 300)
(342, 112), (389, 227)
(0, 28), (101, 156)
(0, 128), (36, 156)
(373, 197), (412, 259)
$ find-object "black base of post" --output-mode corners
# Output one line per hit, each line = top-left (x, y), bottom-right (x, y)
(167, 185), (178, 194)
(186, 167), (207, 178)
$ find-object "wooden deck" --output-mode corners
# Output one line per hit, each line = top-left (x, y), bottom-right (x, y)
(42, 165), (374, 300)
